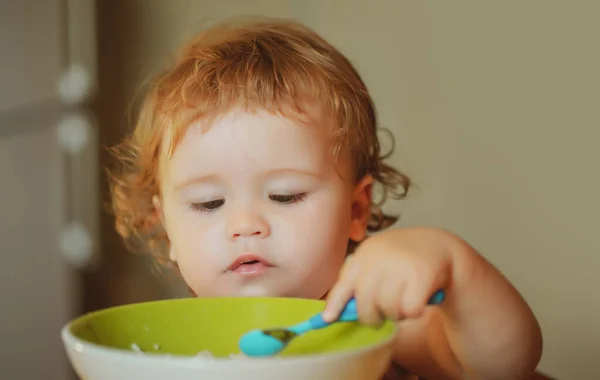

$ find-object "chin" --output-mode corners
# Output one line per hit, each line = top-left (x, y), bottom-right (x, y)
(233, 285), (278, 297)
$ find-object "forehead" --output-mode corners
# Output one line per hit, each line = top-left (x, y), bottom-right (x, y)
(160, 109), (351, 183)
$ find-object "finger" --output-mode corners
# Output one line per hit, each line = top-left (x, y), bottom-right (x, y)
(375, 270), (406, 321)
(355, 267), (385, 326)
(404, 264), (450, 318)
(401, 275), (432, 319)
(323, 257), (360, 322)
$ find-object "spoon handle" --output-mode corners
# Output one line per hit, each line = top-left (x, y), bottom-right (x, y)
(309, 289), (446, 329)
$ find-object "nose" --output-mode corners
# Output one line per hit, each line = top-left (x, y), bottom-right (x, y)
(226, 208), (270, 240)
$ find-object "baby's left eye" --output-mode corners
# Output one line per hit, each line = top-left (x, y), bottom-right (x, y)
(269, 193), (307, 204)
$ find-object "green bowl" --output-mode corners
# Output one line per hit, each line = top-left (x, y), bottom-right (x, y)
(62, 297), (396, 380)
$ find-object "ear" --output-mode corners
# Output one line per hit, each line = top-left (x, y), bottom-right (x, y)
(349, 174), (373, 242)
(152, 195), (176, 261)
(152, 195), (166, 226)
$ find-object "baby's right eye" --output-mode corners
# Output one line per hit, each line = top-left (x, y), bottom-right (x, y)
(189, 199), (225, 212)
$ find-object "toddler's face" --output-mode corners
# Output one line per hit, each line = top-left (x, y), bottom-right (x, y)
(156, 109), (371, 299)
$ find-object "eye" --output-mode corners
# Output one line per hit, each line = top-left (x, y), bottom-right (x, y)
(189, 199), (225, 212)
(269, 193), (307, 204)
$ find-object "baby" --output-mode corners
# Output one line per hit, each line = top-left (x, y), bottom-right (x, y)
(109, 17), (542, 379)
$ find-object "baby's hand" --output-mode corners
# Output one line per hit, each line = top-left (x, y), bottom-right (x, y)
(323, 228), (454, 325)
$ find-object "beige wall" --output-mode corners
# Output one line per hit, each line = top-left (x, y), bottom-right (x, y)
(310, 2), (600, 377)
(109, 1), (599, 378)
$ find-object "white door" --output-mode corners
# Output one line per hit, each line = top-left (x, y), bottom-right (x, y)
(0, 1), (97, 379)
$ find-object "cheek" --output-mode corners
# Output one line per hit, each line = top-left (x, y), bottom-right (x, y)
(168, 222), (226, 295)
(277, 189), (353, 263)
(164, 198), (222, 251)
(162, 202), (226, 282)
(176, 257), (206, 292)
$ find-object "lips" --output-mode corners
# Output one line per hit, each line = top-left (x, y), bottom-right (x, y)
(226, 254), (274, 274)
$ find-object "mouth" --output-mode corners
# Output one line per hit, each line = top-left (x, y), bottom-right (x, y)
(226, 254), (274, 275)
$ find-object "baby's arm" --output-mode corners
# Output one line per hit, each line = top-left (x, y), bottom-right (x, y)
(390, 229), (543, 379)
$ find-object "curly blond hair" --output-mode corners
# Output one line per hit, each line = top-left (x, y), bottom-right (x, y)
(108, 17), (411, 266)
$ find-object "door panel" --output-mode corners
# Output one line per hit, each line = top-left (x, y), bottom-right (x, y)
(0, 0), (63, 113)
(0, 123), (77, 379)
(0, 1), (96, 379)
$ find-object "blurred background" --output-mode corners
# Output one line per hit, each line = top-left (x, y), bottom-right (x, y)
(1, 1), (598, 379)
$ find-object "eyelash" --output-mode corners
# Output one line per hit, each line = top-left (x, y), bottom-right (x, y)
(188, 193), (307, 212)
(189, 199), (224, 212)
(269, 193), (307, 204)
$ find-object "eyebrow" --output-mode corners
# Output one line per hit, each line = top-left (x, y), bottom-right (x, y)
(173, 174), (221, 190)
(262, 168), (324, 179)
(174, 168), (323, 190)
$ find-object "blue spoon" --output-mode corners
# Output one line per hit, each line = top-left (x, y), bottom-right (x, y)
(238, 289), (445, 357)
